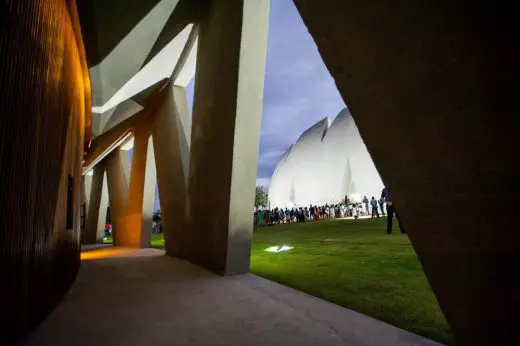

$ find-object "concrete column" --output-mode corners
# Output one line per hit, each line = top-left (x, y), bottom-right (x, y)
(173, 86), (191, 182)
(123, 125), (157, 248)
(152, 85), (191, 256)
(293, 1), (518, 344)
(120, 149), (131, 185)
(105, 149), (128, 245)
(81, 174), (92, 234)
(83, 174), (92, 212)
(83, 164), (108, 244)
(185, 0), (270, 275)
(142, 138), (157, 245)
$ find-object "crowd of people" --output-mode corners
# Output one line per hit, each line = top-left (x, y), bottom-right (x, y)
(254, 195), (387, 227)
(255, 188), (406, 235)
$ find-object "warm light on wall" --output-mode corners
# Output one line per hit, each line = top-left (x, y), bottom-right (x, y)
(80, 247), (162, 260)
(81, 247), (131, 260)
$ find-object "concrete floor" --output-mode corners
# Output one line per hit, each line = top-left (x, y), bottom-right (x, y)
(27, 248), (442, 346)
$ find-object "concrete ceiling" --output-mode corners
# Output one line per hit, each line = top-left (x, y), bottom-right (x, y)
(78, 0), (200, 139)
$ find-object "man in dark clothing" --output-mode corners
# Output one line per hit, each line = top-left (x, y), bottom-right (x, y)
(381, 187), (405, 234)
(379, 198), (386, 216)
(273, 208), (279, 225)
(370, 197), (380, 218)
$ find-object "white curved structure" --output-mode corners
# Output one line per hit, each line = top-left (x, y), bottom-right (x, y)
(268, 108), (384, 208)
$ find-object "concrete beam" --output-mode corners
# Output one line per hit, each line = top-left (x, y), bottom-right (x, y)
(185, 0), (270, 275)
(83, 164), (108, 244)
(293, 1), (518, 344)
(87, 0), (181, 109)
(82, 79), (167, 173)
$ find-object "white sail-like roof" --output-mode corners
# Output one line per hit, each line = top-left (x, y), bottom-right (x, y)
(268, 108), (384, 208)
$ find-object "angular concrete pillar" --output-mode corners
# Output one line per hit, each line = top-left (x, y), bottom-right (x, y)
(105, 149), (128, 245)
(141, 139), (157, 244)
(185, 0), (270, 275)
(120, 149), (131, 185)
(83, 174), (92, 212)
(152, 85), (191, 256)
(173, 86), (191, 182)
(83, 164), (108, 244)
(81, 175), (90, 234)
(293, 1), (518, 344)
(123, 125), (157, 248)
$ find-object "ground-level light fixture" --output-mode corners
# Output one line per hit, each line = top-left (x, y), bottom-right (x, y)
(264, 245), (293, 253)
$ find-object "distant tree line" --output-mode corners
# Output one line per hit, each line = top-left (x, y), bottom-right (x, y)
(255, 186), (268, 208)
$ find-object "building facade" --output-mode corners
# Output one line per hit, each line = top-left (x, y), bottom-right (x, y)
(268, 108), (384, 208)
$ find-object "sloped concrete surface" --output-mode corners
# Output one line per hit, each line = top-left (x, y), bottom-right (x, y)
(27, 248), (442, 346)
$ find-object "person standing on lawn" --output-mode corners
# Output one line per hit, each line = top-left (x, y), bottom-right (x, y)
(381, 187), (406, 234)
(379, 197), (386, 216)
(351, 204), (359, 219)
(370, 197), (380, 218)
(362, 195), (370, 216)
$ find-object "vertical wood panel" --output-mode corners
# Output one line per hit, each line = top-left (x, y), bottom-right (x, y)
(0, 0), (90, 343)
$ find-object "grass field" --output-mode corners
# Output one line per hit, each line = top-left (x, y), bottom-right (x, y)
(103, 235), (165, 248)
(108, 218), (453, 344)
(251, 218), (453, 345)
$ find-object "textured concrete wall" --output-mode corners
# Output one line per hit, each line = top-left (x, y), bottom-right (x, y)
(293, 1), (518, 344)
(0, 0), (90, 343)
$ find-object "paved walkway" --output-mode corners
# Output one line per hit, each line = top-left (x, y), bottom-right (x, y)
(27, 248), (442, 346)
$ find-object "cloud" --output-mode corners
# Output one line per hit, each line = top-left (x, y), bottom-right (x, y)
(256, 177), (271, 187)
(257, 1), (345, 181)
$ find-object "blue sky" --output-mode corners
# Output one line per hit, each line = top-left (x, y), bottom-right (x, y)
(186, 1), (345, 187)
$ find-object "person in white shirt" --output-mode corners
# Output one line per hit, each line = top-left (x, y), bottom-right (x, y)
(351, 204), (358, 219)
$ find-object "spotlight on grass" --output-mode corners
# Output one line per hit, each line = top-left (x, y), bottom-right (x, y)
(264, 245), (293, 253)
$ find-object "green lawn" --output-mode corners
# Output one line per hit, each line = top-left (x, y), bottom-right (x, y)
(251, 218), (453, 345)
(107, 218), (453, 344)
(151, 234), (165, 249)
(102, 235), (165, 248)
